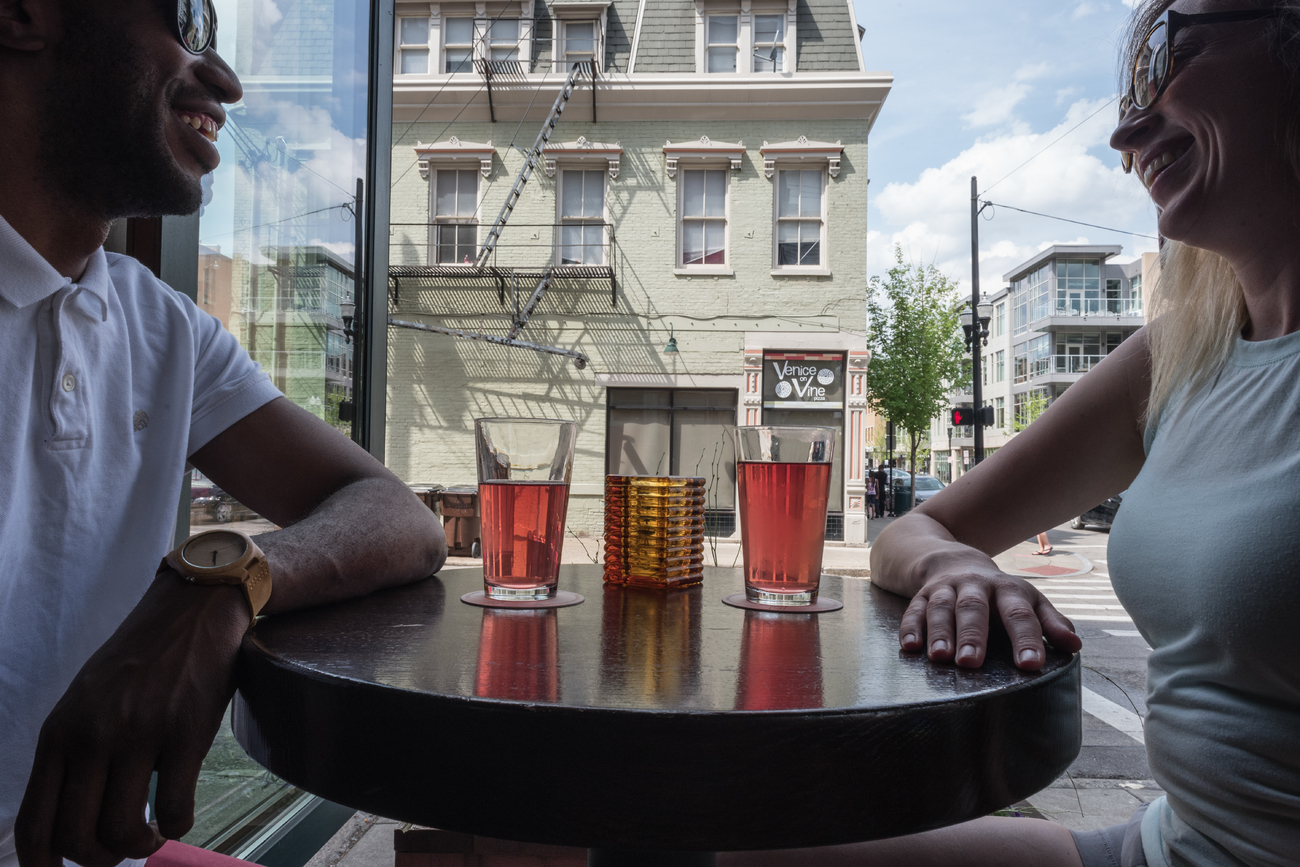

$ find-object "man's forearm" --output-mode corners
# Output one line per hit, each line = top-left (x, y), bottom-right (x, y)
(252, 475), (445, 614)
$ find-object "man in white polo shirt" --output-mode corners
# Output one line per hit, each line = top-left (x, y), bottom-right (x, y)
(0, 2), (446, 867)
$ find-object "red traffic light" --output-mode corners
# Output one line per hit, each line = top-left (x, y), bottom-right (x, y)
(951, 406), (996, 427)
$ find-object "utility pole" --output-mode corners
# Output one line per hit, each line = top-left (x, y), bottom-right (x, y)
(969, 176), (985, 466)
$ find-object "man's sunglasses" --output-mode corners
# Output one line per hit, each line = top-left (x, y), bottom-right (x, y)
(173, 0), (218, 55)
(1118, 6), (1280, 173)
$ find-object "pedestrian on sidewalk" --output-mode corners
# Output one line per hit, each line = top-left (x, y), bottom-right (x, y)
(866, 475), (878, 519)
(1032, 532), (1053, 555)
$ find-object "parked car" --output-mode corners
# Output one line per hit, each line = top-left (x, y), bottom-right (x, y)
(890, 473), (946, 514)
(1071, 493), (1122, 530)
(190, 471), (247, 524)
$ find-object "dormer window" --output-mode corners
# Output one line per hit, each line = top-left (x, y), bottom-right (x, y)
(398, 17), (430, 74)
(561, 20), (597, 64)
(706, 15), (738, 72)
(753, 14), (786, 72)
(444, 17), (474, 72)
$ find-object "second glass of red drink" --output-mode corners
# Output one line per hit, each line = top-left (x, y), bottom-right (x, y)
(734, 425), (836, 606)
(475, 418), (578, 601)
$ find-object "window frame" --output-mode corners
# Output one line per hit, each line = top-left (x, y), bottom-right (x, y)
(556, 166), (609, 267)
(752, 12), (787, 73)
(396, 15), (431, 75)
(705, 13), (739, 73)
(483, 16), (522, 63)
(771, 165), (829, 276)
(605, 387), (741, 521)
(560, 19), (599, 67)
(675, 165), (732, 275)
(442, 16), (475, 73)
(430, 166), (481, 266)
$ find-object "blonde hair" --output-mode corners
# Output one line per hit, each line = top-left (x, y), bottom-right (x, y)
(1146, 243), (1247, 420)
(1122, 1), (1300, 419)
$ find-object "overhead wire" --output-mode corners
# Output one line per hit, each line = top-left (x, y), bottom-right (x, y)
(980, 95), (1118, 196)
(981, 200), (1158, 240)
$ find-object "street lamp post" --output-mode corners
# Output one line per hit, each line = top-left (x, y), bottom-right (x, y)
(959, 300), (993, 465)
(967, 176), (994, 466)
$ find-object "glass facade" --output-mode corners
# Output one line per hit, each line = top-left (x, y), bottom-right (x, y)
(185, 0), (372, 851)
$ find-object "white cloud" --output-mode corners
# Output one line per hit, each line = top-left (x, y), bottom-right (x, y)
(1056, 86), (1082, 105)
(1073, 2), (1100, 19)
(962, 63), (1051, 129)
(963, 83), (1031, 128)
(871, 97), (1158, 294)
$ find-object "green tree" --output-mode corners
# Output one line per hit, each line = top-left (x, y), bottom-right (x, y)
(1013, 390), (1050, 432)
(866, 246), (965, 512)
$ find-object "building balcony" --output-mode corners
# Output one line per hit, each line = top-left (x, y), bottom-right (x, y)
(1030, 299), (1144, 332)
(1013, 354), (1105, 388)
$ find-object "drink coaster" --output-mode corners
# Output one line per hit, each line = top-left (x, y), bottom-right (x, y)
(461, 590), (585, 609)
(721, 593), (843, 613)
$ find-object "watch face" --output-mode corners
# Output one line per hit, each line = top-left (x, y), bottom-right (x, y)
(182, 531), (248, 569)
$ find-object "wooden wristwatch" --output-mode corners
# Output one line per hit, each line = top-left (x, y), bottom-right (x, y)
(161, 529), (273, 619)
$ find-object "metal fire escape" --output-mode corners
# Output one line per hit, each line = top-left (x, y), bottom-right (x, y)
(389, 61), (607, 369)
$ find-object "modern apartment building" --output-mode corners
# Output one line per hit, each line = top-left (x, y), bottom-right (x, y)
(929, 245), (1157, 482)
(384, 0), (891, 543)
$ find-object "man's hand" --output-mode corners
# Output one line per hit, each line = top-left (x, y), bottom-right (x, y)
(897, 565), (1082, 670)
(15, 573), (249, 867)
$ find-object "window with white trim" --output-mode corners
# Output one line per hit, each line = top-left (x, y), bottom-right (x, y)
(706, 15), (738, 72)
(486, 17), (520, 62)
(559, 169), (606, 265)
(444, 17), (474, 72)
(775, 169), (825, 268)
(680, 169), (728, 267)
(753, 14), (785, 72)
(398, 17), (430, 74)
(434, 169), (478, 264)
(561, 20), (597, 64)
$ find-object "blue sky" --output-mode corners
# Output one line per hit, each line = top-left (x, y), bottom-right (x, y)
(854, 0), (1157, 291)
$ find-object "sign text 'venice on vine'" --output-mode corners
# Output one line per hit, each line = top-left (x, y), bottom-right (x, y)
(762, 352), (846, 409)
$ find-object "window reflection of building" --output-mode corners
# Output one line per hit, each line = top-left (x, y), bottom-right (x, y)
(197, 245), (233, 330)
(184, 0), (372, 848)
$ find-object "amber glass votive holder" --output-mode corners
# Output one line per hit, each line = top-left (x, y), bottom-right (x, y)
(604, 475), (706, 589)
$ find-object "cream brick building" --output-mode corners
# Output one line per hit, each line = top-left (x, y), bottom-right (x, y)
(384, 0), (890, 543)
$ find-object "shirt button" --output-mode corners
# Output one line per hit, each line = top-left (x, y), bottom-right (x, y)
(61, 374), (76, 392)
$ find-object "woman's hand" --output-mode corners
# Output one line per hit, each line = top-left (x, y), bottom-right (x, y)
(898, 564), (1081, 670)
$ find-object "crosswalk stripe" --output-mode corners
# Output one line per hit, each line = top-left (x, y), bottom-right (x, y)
(1069, 614), (1134, 622)
(1082, 686), (1145, 743)
(1052, 603), (1128, 610)
(1041, 594), (1120, 600)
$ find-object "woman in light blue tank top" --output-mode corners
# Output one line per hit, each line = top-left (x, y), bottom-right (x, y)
(725, 2), (1300, 866)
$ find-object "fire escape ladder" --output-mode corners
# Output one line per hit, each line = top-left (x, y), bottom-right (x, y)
(474, 62), (591, 269)
(507, 270), (555, 340)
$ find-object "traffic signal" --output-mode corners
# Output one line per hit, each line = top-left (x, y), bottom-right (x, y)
(950, 406), (995, 427)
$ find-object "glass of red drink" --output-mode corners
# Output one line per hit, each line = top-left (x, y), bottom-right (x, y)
(734, 425), (835, 606)
(475, 418), (578, 601)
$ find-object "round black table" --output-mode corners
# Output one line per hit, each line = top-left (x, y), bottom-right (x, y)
(234, 567), (1080, 865)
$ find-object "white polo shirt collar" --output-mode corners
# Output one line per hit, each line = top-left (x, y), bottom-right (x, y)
(0, 212), (111, 312)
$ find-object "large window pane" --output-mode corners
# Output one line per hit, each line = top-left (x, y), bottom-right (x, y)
(188, 0), (371, 847)
(672, 409), (736, 509)
(608, 408), (672, 476)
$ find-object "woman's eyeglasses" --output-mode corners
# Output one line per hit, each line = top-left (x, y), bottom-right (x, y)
(174, 0), (218, 55)
(1118, 6), (1280, 173)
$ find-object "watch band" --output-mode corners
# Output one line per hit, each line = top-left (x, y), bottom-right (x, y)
(161, 529), (273, 620)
